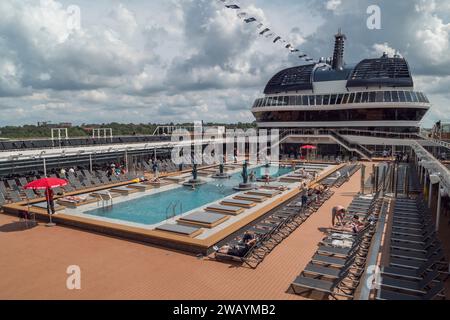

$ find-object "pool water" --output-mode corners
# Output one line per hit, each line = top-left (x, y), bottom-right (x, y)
(84, 165), (293, 225)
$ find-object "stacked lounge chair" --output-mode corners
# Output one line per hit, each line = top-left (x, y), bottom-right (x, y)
(290, 195), (381, 299)
(375, 197), (448, 300)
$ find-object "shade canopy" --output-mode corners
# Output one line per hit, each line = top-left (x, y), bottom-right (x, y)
(24, 177), (68, 190)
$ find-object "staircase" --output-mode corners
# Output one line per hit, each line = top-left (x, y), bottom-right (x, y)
(329, 130), (373, 161)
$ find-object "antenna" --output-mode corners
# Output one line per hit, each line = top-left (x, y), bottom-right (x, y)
(332, 28), (346, 70)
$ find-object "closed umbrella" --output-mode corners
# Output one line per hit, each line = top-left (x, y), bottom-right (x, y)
(25, 177), (68, 227)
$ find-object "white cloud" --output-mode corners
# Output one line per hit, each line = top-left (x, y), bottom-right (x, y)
(325, 0), (342, 11)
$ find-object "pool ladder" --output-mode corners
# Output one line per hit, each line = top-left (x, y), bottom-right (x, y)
(166, 200), (183, 220)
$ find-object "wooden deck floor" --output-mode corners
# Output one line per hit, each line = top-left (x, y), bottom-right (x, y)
(0, 170), (366, 300)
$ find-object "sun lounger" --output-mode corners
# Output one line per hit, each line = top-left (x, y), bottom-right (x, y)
(32, 202), (65, 211)
(155, 223), (203, 237)
(8, 191), (22, 203)
(204, 204), (244, 215)
(245, 189), (282, 198)
(178, 212), (229, 228)
(233, 194), (266, 203)
(220, 199), (256, 208)
(109, 187), (139, 195)
(127, 183), (153, 191)
(145, 179), (174, 187)
(378, 269), (439, 294)
(24, 189), (37, 200)
(57, 195), (98, 207)
(91, 190), (122, 199)
(290, 275), (353, 299)
(376, 282), (444, 300)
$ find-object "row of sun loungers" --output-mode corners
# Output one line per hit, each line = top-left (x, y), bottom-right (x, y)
(320, 164), (360, 188)
(214, 188), (334, 269)
(290, 195), (381, 299)
(375, 196), (448, 300)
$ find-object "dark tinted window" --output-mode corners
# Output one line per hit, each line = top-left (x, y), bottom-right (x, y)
(375, 91), (384, 102)
(309, 95), (315, 106)
(288, 96), (295, 105)
(330, 94), (337, 105)
(392, 91), (399, 102)
(336, 94), (343, 104)
(361, 92), (369, 103)
(316, 95), (323, 105)
(302, 96), (309, 106)
(399, 91), (406, 102)
(405, 91), (412, 102)
(342, 94), (349, 104)
(295, 95), (302, 105)
(355, 92), (362, 103)
(369, 92), (376, 103)
(349, 93), (355, 103)
(384, 91), (392, 102)
(323, 95), (330, 105)
(417, 92), (425, 103)
(411, 92), (419, 103)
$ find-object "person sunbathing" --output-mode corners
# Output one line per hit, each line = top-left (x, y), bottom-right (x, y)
(335, 215), (366, 233)
(215, 238), (257, 257)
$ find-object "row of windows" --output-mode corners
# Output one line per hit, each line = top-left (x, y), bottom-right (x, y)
(252, 91), (430, 108)
(254, 108), (428, 122)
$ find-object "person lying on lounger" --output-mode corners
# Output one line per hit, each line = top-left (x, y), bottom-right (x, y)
(215, 238), (257, 257)
(334, 215), (365, 233)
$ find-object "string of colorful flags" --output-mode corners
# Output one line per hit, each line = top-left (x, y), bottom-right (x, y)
(217, 0), (315, 63)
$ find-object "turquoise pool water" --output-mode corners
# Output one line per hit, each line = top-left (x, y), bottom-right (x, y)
(84, 165), (292, 225)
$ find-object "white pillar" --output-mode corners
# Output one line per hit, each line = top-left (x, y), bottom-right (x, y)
(436, 183), (442, 232)
(89, 154), (93, 172)
(428, 176), (433, 208)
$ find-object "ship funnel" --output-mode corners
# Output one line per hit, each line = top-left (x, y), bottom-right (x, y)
(332, 28), (346, 70)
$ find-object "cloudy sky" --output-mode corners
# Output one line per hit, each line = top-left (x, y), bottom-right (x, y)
(0, 0), (449, 127)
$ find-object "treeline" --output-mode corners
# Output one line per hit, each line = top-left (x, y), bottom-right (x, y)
(0, 122), (257, 139)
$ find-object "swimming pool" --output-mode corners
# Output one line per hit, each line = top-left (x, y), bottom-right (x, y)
(83, 165), (293, 225)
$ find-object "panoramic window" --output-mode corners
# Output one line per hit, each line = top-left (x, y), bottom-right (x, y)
(302, 96), (309, 106)
(336, 94), (343, 104)
(354, 92), (362, 103)
(399, 91), (406, 102)
(309, 95), (316, 106)
(384, 91), (392, 102)
(323, 95), (330, 105)
(411, 92), (419, 103)
(405, 91), (413, 102)
(289, 96), (296, 106)
(342, 93), (349, 104)
(348, 92), (355, 103)
(391, 91), (399, 102)
(369, 92), (376, 103)
(330, 94), (337, 105)
(375, 91), (384, 102)
(316, 95), (323, 105)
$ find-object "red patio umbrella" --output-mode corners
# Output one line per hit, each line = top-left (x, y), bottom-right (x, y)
(25, 177), (68, 226)
(301, 145), (317, 150)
